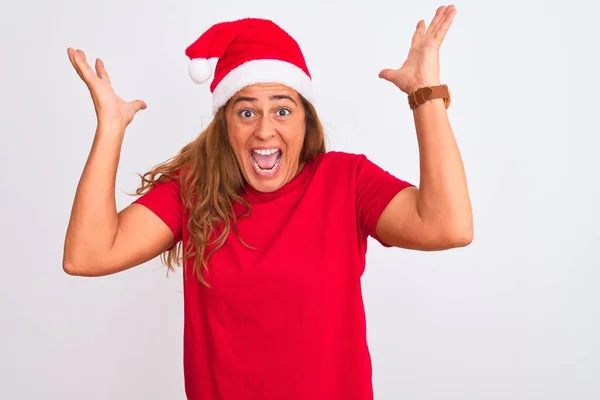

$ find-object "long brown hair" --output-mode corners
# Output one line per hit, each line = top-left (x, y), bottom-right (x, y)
(134, 95), (326, 286)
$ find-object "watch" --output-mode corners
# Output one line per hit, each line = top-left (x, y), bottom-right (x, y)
(408, 84), (451, 110)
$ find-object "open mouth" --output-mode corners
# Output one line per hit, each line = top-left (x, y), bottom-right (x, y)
(250, 148), (282, 176)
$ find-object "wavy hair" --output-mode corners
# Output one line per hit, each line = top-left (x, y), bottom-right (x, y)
(134, 95), (326, 286)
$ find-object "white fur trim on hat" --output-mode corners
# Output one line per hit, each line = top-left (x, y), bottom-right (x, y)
(211, 59), (313, 115)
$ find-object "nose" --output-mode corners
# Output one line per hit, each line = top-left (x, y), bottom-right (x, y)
(254, 115), (276, 141)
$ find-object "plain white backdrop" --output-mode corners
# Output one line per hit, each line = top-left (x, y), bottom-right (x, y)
(1, 0), (598, 399)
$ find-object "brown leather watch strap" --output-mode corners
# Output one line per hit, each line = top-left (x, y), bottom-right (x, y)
(408, 84), (451, 110)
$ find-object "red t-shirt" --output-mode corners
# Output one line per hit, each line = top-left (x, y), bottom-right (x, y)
(134, 151), (413, 399)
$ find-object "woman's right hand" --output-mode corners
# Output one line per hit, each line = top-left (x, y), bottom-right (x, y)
(67, 48), (147, 128)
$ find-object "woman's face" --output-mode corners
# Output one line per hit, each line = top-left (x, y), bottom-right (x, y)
(225, 83), (306, 193)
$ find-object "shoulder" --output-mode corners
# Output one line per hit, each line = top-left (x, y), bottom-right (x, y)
(310, 150), (413, 193)
(310, 151), (388, 182)
(303, 151), (386, 196)
(311, 151), (368, 172)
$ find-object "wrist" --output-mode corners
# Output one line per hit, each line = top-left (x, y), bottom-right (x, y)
(407, 84), (450, 111)
(96, 119), (127, 138)
(406, 81), (441, 95)
(412, 97), (446, 114)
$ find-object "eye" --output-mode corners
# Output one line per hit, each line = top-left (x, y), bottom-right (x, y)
(276, 108), (291, 117)
(239, 109), (255, 118)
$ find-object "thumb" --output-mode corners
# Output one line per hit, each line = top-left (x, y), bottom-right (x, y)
(130, 100), (147, 113)
(378, 68), (396, 81)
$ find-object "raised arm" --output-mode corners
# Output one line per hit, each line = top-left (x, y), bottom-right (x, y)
(376, 5), (473, 250)
(62, 48), (174, 276)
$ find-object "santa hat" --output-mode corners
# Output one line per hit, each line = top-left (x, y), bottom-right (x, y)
(185, 18), (314, 115)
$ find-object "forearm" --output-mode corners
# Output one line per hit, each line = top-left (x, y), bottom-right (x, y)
(413, 98), (472, 240)
(63, 122), (125, 270)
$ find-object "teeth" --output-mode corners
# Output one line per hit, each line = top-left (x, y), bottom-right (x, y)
(251, 154), (281, 173)
(253, 148), (280, 156)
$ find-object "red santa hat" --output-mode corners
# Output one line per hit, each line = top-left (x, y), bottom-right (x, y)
(185, 18), (314, 115)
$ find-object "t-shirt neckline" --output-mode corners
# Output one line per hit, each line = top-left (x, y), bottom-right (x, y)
(242, 157), (316, 204)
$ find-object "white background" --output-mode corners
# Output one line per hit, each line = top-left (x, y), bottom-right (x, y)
(1, 0), (599, 399)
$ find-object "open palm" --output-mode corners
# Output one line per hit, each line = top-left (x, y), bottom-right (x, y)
(67, 48), (146, 127)
(379, 5), (457, 94)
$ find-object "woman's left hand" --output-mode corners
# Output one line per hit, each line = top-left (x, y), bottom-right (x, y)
(379, 5), (457, 95)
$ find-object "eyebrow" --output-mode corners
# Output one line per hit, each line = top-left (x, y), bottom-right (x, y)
(232, 94), (297, 106)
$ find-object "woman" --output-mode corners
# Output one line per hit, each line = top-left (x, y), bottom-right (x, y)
(63, 5), (472, 399)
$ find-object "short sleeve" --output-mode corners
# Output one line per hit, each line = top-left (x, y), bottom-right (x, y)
(132, 178), (183, 243)
(355, 155), (414, 245)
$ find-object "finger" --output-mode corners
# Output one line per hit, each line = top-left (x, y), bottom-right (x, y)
(411, 20), (426, 47)
(434, 6), (457, 43)
(73, 49), (97, 87)
(67, 47), (75, 67)
(67, 48), (85, 82)
(378, 68), (396, 81)
(95, 58), (111, 83)
(70, 49), (89, 83)
(425, 5), (447, 36)
(130, 100), (147, 112)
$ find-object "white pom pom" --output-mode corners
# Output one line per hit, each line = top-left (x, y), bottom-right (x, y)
(188, 58), (212, 84)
